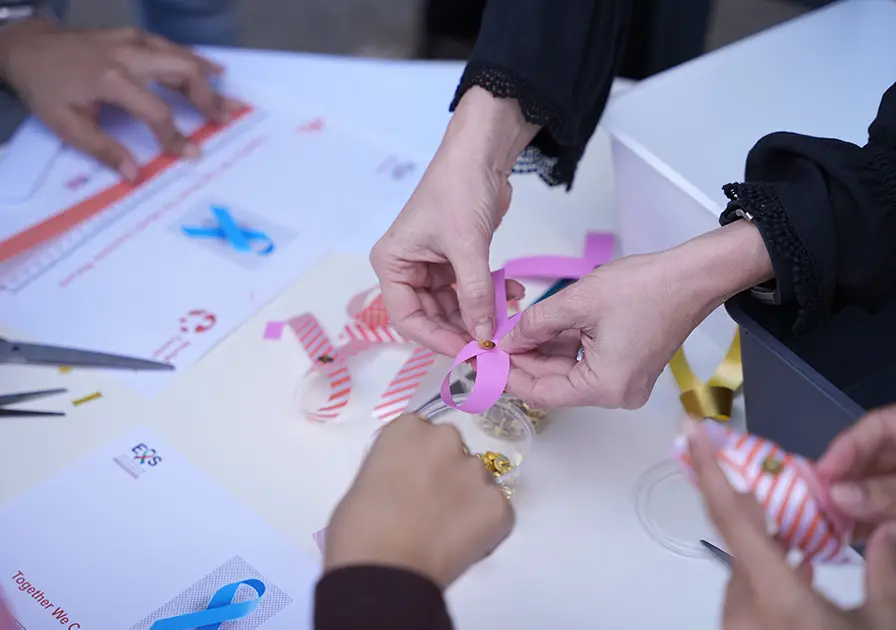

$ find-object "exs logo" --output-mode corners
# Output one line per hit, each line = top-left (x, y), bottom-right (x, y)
(132, 443), (162, 467)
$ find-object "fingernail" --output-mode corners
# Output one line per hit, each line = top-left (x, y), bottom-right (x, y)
(474, 318), (493, 341)
(830, 482), (867, 508)
(182, 142), (201, 159)
(682, 418), (700, 439)
(120, 162), (138, 182)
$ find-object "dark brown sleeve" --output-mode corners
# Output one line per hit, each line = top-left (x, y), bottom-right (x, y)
(314, 566), (452, 630)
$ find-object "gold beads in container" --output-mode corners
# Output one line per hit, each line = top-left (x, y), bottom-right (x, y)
(476, 451), (518, 499)
(511, 398), (550, 433)
(475, 395), (550, 438)
(478, 450), (515, 477)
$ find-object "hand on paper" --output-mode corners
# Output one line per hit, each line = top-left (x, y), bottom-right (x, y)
(0, 593), (13, 630)
(323, 413), (514, 588)
(370, 87), (536, 356)
(500, 222), (774, 409)
(819, 405), (896, 535)
(686, 420), (896, 630)
(0, 21), (229, 181)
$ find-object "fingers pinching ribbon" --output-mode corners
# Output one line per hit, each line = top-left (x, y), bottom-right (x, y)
(672, 424), (858, 564)
(440, 268), (522, 414)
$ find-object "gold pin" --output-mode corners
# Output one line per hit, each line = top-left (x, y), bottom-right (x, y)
(317, 355), (334, 363)
(478, 339), (496, 350)
(762, 457), (784, 475)
(72, 392), (102, 406)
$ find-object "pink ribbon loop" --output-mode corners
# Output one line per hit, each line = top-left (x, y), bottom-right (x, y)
(441, 268), (521, 414)
(503, 232), (614, 280)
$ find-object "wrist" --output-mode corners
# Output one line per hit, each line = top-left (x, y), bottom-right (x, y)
(443, 86), (540, 176)
(0, 17), (56, 83)
(669, 221), (774, 312)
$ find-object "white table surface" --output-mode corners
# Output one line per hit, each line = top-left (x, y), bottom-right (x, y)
(0, 48), (865, 628)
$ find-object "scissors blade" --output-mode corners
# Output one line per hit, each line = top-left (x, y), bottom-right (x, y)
(0, 388), (67, 407)
(0, 408), (65, 417)
(700, 540), (734, 568)
(0, 339), (174, 371)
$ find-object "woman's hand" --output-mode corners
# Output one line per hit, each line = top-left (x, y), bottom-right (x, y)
(324, 413), (514, 589)
(370, 87), (538, 356)
(818, 405), (896, 535)
(687, 420), (896, 630)
(0, 21), (229, 180)
(0, 593), (14, 630)
(499, 221), (774, 409)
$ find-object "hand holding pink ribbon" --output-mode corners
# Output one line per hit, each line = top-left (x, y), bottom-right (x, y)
(440, 232), (615, 414)
(440, 268), (522, 414)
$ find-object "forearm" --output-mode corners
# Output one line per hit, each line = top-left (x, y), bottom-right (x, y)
(667, 221), (774, 316)
(0, 13), (55, 84)
(443, 86), (540, 175)
(450, 0), (634, 187)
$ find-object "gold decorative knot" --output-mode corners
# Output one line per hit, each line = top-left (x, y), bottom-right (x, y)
(478, 339), (496, 350)
(316, 355), (334, 363)
(762, 457), (784, 475)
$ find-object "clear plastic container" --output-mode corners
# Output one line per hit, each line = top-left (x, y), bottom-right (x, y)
(416, 393), (534, 495)
(455, 365), (551, 433)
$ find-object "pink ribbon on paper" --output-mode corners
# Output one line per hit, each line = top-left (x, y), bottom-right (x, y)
(503, 232), (614, 280)
(440, 268), (521, 413)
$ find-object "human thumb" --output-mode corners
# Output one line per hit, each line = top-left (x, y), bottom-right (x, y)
(863, 522), (896, 626)
(829, 475), (896, 522)
(500, 297), (576, 354)
(451, 240), (497, 341)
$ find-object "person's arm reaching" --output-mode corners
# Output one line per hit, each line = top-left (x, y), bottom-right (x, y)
(450, 0), (634, 189)
(499, 83), (896, 411)
(720, 81), (896, 333)
(313, 414), (514, 630)
(371, 0), (633, 355)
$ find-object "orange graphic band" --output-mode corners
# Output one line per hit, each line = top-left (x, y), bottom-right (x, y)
(0, 103), (254, 263)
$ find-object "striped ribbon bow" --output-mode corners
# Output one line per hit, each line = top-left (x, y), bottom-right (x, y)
(289, 288), (438, 423)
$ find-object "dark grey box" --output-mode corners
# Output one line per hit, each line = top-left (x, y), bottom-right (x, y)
(726, 295), (896, 461)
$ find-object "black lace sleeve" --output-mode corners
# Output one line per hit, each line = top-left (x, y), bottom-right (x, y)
(449, 0), (633, 189)
(720, 81), (896, 333)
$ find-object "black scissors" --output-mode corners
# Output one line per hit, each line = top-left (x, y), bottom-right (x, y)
(0, 388), (67, 417)
(700, 539), (734, 568)
(0, 336), (174, 371)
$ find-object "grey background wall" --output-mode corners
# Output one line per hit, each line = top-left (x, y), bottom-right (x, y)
(67, 0), (814, 58)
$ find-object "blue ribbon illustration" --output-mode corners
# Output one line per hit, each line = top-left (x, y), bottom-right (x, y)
(182, 206), (275, 255)
(149, 579), (266, 630)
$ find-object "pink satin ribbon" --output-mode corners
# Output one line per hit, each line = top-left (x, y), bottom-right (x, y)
(503, 232), (614, 280)
(441, 268), (521, 414)
(440, 232), (615, 414)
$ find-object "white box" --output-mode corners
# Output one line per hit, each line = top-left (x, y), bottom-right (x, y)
(603, 0), (896, 350)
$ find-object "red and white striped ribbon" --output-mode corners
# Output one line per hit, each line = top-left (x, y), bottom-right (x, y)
(292, 289), (437, 423)
(290, 285), (520, 424)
